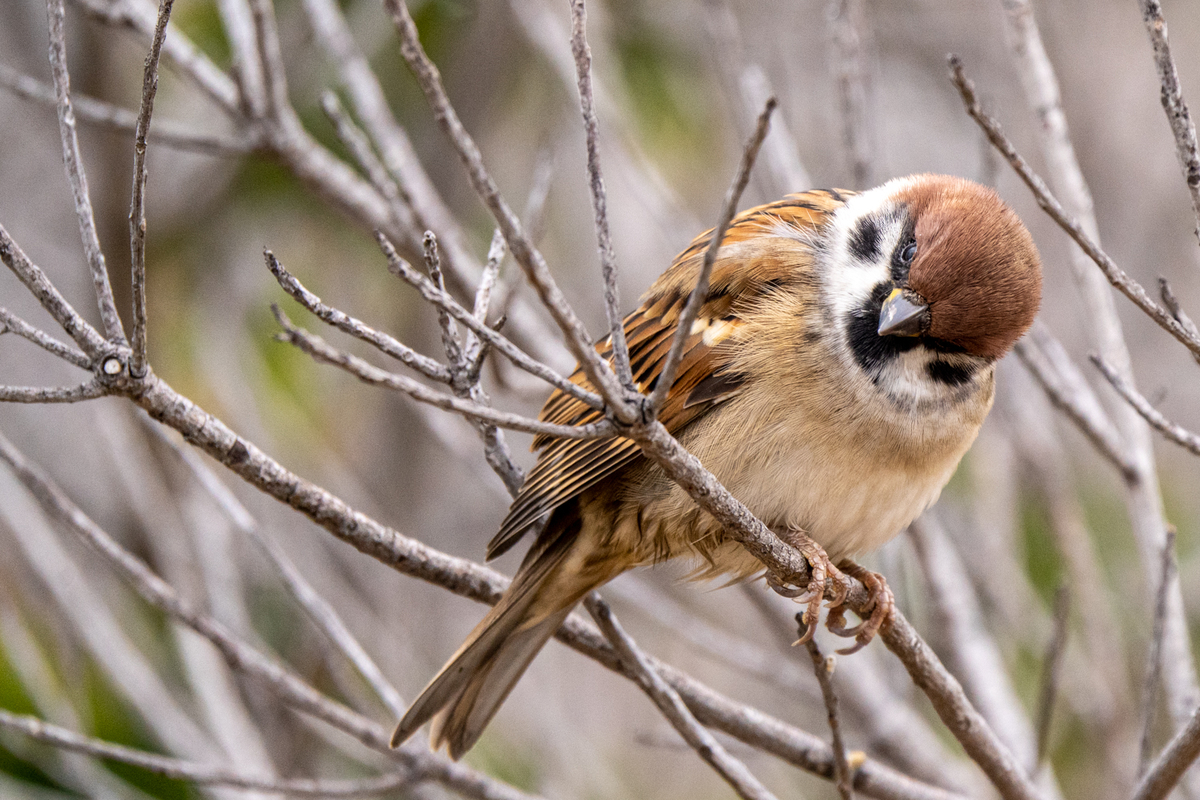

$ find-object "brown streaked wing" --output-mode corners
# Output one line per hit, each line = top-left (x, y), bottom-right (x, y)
(485, 189), (849, 561)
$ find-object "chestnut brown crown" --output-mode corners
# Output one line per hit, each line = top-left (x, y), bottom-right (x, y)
(896, 175), (1042, 360)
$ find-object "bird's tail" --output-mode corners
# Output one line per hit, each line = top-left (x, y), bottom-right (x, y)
(391, 530), (605, 759)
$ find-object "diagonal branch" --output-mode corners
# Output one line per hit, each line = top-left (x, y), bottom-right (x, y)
(267, 251), (452, 383)
(587, 595), (779, 800)
(46, 0), (127, 344)
(377, 235), (603, 408)
(0, 307), (90, 369)
(648, 96), (775, 413)
(272, 305), (615, 442)
(128, 0), (175, 377)
(1092, 356), (1200, 457)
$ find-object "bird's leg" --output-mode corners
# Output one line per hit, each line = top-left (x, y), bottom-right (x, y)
(825, 560), (895, 654)
(766, 526), (852, 646)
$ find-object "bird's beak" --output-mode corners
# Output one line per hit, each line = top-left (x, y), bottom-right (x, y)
(877, 287), (929, 337)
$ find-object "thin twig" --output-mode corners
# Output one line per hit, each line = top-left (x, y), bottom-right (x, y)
(570, 0), (631, 388)
(377, 235), (603, 408)
(423, 232), (462, 367)
(1033, 585), (1070, 769)
(272, 305), (614, 442)
(266, 251), (452, 382)
(384, 0), (630, 415)
(0, 307), (90, 369)
(949, 56), (1200, 361)
(0, 226), (107, 358)
(1092, 356), (1200, 457)
(587, 595), (780, 800)
(1013, 327), (1136, 480)
(804, 638), (855, 800)
(1160, 279), (1200, 365)
(1133, 0), (1200, 244)
(46, 0), (127, 344)
(1141, 528), (1178, 775)
(129, 0), (175, 377)
(648, 96), (776, 413)
(0, 382), (108, 403)
(0, 710), (411, 797)
(0, 63), (258, 155)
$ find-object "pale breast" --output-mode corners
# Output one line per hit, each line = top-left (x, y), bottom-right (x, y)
(622, 362), (992, 575)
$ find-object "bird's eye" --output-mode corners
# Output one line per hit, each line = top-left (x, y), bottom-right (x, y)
(898, 241), (917, 265)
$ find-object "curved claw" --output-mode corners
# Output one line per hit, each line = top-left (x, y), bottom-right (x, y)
(826, 560), (896, 654)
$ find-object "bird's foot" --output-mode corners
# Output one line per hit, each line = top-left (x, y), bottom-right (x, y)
(825, 560), (894, 654)
(766, 527), (852, 647)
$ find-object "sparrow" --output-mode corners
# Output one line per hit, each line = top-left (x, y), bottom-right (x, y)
(392, 173), (1042, 759)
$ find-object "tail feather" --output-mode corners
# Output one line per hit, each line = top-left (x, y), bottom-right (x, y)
(391, 536), (586, 757)
(429, 607), (572, 759)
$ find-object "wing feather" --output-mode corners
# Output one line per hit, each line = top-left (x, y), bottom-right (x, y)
(486, 190), (849, 561)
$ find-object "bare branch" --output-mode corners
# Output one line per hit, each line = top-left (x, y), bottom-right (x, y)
(266, 251), (453, 382)
(383, 0), (630, 414)
(378, 235), (603, 408)
(1033, 585), (1070, 769)
(648, 96), (776, 412)
(0, 63), (258, 155)
(46, 0), (126, 344)
(1133, 0), (1200, 244)
(272, 305), (615, 442)
(0, 709), (411, 797)
(474, 229), (506, 323)
(0, 307), (90, 368)
(1013, 327), (1136, 480)
(0, 225), (107, 358)
(1142, 528), (1178, 775)
(805, 638), (855, 800)
(570, 0), (631, 388)
(129, 0), (175, 377)
(949, 56), (1200, 361)
(0, 382), (107, 404)
(587, 595), (780, 800)
(1092, 356), (1200, 457)
(69, 0), (242, 114)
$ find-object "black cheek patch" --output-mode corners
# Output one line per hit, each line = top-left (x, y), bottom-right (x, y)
(927, 360), (976, 386)
(847, 282), (919, 378)
(848, 216), (881, 262)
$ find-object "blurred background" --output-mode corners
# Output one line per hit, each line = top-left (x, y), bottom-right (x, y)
(2, 0), (1200, 797)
